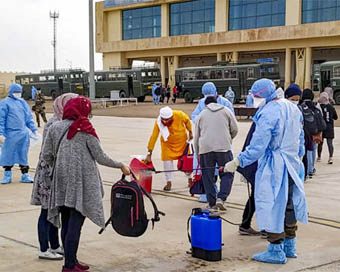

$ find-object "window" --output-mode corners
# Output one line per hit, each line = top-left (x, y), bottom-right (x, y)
(231, 69), (237, 78)
(123, 6), (161, 40)
(21, 78), (29, 84)
(170, 0), (215, 36)
(224, 69), (231, 79)
(302, 0), (340, 24)
(184, 71), (196, 80)
(48, 75), (55, 81)
(202, 70), (209, 79)
(39, 76), (46, 82)
(333, 66), (340, 78)
(216, 70), (223, 79)
(141, 72), (146, 77)
(248, 67), (255, 78)
(229, 0), (285, 31)
(210, 70), (216, 79)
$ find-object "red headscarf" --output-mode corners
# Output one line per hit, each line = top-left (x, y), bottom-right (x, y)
(62, 97), (99, 140)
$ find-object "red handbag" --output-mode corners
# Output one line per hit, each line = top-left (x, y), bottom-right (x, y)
(177, 143), (194, 174)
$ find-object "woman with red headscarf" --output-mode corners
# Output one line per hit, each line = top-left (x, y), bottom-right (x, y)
(42, 97), (130, 272)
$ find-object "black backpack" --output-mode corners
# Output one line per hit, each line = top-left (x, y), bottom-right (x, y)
(155, 87), (161, 96)
(313, 107), (327, 132)
(300, 103), (318, 135)
(99, 174), (165, 237)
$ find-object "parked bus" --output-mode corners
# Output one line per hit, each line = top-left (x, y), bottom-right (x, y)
(175, 62), (281, 103)
(318, 61), (340, 104)
(15, 69), (86, 100)
(84, 67), (161, 102)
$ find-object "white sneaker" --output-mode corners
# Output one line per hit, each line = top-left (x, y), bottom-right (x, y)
(216, 198), (227, 211)
(50, 246), (64, 256)
(38, 249), (63, 260)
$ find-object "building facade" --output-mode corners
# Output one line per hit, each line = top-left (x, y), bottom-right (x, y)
(96, 0), (340, 89)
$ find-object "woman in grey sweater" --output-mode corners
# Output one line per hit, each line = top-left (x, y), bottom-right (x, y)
(31, 93), (78, 261)
(42, 97), (130, 272)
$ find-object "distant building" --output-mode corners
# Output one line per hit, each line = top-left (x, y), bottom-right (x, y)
(96, 0), (340, 89)
(0, 72), (18, 97)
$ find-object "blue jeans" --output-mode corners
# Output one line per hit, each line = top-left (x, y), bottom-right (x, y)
(307, 143), (317, 174)
(200, 151), (234, 207)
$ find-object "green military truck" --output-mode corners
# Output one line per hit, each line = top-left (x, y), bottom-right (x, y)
(319, 61), (340, 104)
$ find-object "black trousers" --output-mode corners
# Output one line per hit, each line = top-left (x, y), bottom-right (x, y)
(240, 182), (255, 229)
(267, 175), (297, 244)
(60, 207), (85, 269)
(38, 208), (60, 252)
(200, 151), (234, 207)
(3, 165), (29, 174)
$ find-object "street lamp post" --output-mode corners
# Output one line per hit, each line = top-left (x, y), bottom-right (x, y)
(89, 0), (95, 100)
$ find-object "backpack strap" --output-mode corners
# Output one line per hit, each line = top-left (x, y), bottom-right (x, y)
(129, 171), (165, 229)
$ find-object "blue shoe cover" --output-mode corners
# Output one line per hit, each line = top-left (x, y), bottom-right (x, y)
(253, 243), (287, 264)
(21, 173), (33, 183)
(284, 238), (297, 258)
(1, 171), (12, 184)
(199, 194), (208, 203)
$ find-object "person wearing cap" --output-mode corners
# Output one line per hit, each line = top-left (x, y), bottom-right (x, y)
(146, 106), (193, 191)
(0, 84), (38, 184)
(285, 83), (302, 105)
(223, 79), (307, 264)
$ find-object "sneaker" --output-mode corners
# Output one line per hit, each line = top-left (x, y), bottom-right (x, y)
(328, 158), (333, 165)
(317, 157), (321, 162)
(216, 198), (227, 211)
(38, 250), (63, 260)
(239, 226), (261, 236)
(50, 246), (64, 256)
(308, 173), (313, 179)
(205, 204), (218, 214)
(260, 230), (268, 239)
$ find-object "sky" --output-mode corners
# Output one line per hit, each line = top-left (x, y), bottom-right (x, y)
(0, 0), (103, 73)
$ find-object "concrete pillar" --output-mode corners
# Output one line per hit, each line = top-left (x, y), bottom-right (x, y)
(217, 52), (222, 62)
(232, 51), (239, 63)
(305, 47), (312, 89)
(161, 4), (169, 37)
(286, 0), (302, 26)
(161, 56), (166, 86)
(285, 48), (292, 89)
(107, 10), (122, 41)
(174, 55), (179, 70)
(295, 48), (306, 88)
(215, 0), (228, 32)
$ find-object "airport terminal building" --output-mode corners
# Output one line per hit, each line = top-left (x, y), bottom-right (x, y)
(96, 0), (340, 89)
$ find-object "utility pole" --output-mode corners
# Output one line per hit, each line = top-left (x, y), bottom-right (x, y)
(89, 0), (95, 99)
(50, 11), (59, 73)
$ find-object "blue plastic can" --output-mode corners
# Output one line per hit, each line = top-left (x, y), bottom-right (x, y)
(191, 209), (222, 261)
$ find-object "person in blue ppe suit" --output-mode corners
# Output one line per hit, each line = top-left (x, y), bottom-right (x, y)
(0, 84), (38, 184)
(151, 83), (160, 105)
(32, 86), (38, 102)
(192, 82), (234, 202)
(224, 86), (235, 104)
(224, 78), (308, 264)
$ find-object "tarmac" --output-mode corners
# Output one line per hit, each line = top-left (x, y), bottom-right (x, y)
(1, 114), (340, 272)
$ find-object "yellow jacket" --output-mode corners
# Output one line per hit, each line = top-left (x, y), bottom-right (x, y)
(147, 110), (192, 161)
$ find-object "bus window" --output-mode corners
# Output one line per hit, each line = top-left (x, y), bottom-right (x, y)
(39, 76), (46, 82)
(247, 67), (255, 78)
(195, 71), (203, 79)
(48, 75), (55, 81)
(30, 78), (34, 82)
(141, 72), (146, 77)
(22, 78), (29, 84)
(70, 74), (74, 79)
(231, 69), (237, 78)
(202, 70), (209, 79)
(75, 74), (79, 79)
(210, 70), (216, 79)
(224, 69), (231, 79)
(333, 66), (340, 78)
(148, 72), (152, 77)
(153, 71), (158, 77)
(133, 72), (137, 80)
(184, 71), (195, 80)
(216, 70), (223, 79)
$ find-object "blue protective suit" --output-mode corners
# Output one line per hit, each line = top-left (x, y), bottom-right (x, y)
(246, 93), (253, 107)
(192, 96), (234, 123)
(224, 89), (235, 104)
(0, 84), (37, 166)
(31, 86), (37, 100)
(238, 99), (308, 233)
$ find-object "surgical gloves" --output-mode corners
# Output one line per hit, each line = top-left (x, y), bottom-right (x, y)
(224, 157), (240, 173)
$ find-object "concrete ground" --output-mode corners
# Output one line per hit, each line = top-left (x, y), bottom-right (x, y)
(1, 114), (340, 272)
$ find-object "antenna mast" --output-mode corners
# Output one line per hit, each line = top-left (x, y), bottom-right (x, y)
(50, 11), (59, 73)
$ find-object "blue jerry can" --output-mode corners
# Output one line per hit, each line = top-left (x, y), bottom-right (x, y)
(190, 209), (222, 261)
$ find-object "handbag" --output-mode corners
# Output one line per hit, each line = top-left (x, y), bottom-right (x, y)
(177, 143), (194, 174)
(189, 163), (205, 195)
(312, 131), (323, 144)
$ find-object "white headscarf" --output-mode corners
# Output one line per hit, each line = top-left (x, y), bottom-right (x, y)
(276, 87), (284, 99)
(157, 107), (173, 142)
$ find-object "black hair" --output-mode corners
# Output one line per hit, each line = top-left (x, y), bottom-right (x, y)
(37, 88), (41, 90)
(205, 96), (217, 105)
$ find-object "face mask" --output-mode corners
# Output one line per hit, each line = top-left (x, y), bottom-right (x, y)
(253, 97), (266, 108)
(13, 93), (22, 99)
(290, 100), (299, 105)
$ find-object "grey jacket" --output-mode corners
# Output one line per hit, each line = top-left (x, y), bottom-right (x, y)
(194, 103), (238, 156)
(42, 119), (123, 228)
(31, 116), (58, 209)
